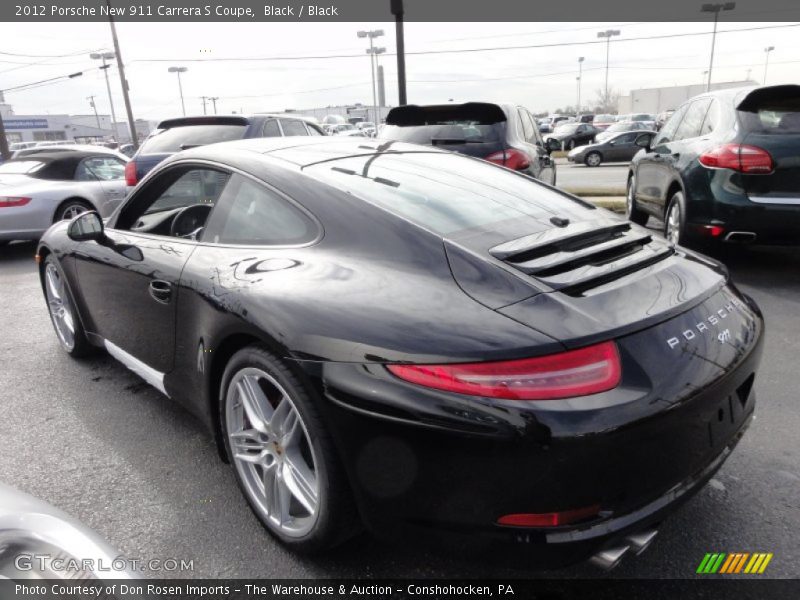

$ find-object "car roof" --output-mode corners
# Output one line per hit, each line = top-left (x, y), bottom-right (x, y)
(165, 136), (447, 168)
(156, 114), (320, 129)
(7, 150), (116, 164)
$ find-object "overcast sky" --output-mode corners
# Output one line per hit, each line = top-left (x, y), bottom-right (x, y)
(2, 20), (799, 120)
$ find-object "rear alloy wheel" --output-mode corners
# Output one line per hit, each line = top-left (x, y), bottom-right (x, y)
(626, 175), (649, 225)
(43, 257), (92, 357)
(221, 346), (357, 552)
(56, 200), (92, 222)
(665, 191), (687, 246)
(585, 152), (602, 167)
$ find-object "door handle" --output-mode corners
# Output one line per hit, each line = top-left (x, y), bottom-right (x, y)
(149, 280), (172, 304)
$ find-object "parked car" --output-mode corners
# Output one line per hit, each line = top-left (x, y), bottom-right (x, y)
(125, 114), (325, 188)
(568, 130), (657, 166)
(628, 113), (657, 130)
(118, 143), (135, 157)
(8, 141), (38, 152)
(11, 143), (128, 161)
(545, 122), (600, 150)
(656, 110), (675, 130)
(594, 120), (653, 143)
(593, 114), (618, 131)
(577, 114), (595, 124)
(0, 482), (138, 580)
(379, 102), (556, 184)
(330, 123), (358, 135)
(538, 118), (553, 134)
(38, 136), (763, 564)
(0, 151), (127, 243)
(627, 84), (800, 246)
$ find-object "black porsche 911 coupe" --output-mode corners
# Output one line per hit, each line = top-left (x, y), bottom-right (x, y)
(37, 137), (763, 566)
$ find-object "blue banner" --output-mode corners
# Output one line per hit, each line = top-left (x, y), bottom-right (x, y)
(3, 118), (49, 129)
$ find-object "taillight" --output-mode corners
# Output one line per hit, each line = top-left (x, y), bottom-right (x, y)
(699, 144), (774, 174)
(124, 160), (138, 186)
(386, 341), (621, 400)
(485, 148), (531, 171)
(497, 504), (601, 528)
(0, 196), (31, 207)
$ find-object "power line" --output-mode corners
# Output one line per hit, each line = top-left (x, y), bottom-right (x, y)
(131, 23), (800, 64)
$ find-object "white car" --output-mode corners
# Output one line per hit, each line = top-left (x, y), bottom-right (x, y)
(10, 143), (128, 161)
(0, 150), (128, 244)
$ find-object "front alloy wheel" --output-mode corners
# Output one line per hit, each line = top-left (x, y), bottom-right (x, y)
(43, 257), (92, 357)
(585, 152), (602, 167)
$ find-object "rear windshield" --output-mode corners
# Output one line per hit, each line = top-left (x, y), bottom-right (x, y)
(305, 151), (583, 236)
(380, 121), (503, 145)
(741, 103), (800, 134)
(138, 124), (247, 154)
(595, 114), (616, 122)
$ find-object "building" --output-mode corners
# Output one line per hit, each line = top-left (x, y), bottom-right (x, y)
(617, 80), (758, 115)
(1, 99), (157, 146)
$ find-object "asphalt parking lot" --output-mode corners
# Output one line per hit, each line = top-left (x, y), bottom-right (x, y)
(555, 157), (629, 194)
(1, 236), (799, 582)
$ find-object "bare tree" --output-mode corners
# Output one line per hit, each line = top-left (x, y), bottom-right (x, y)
(593, 87), (621, 114)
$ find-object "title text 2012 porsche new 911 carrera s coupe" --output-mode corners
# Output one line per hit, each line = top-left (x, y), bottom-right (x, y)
(37, 137), (763, 566)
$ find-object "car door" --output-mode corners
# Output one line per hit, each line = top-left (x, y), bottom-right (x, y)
(72, 165), (232, 376)
(75, 156), (128, 211)
(515, 108), (555, 184)
(605, 132), (639, 161)
(633, 102), (690, 212)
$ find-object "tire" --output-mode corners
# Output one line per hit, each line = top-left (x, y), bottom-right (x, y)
(54, 199), (92, 222)
(626, 175), (649, 225)
(585, 152), (602, 167)
(43, 256), (93, 357)
(220, 345), (358, 553)
(665, 191), (687, 246)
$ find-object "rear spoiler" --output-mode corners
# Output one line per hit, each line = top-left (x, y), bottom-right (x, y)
(157, 116), (250, 129)
(385, 103), (507, 126)
(736, 85), (800, 112)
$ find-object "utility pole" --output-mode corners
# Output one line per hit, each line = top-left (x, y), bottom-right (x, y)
(0, 104), (8, 160)
(358, 29), (384, 127)
(390, 0), (407, 105)
(201, 96), (208, 115)
(87, 95), (101, 130)
(90, 52), (118, 141)
(701, 2), (736, 91)
(597, 30), (620, 108)
(577, 56), (584, 114)
(209, 96), (219, 114)
(106, 0), (139, 149)
(168, 67), (188, 116)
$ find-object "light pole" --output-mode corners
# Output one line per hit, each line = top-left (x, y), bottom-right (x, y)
(90, 52), (118, 141)
(390, 0), (407, 105)
(763, 46), (775, 85)
(357, 29), (384, 127)
(368, 46), (386, 123)
(87, 95), (101, 131)
(597, 30), (620, 108)
(168, 66), (188, 116)
(702, 70), (709, 87)
(701, 2), (736, 92)
(577, 57), (584, 114)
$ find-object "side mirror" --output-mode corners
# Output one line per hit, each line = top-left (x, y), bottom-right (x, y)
(635, 134), (653, 150)
(67, 211), (105, 242)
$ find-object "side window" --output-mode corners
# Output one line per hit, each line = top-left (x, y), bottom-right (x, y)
(615, 132), (638, 144)
(262, 119), (281, 137)
(203, 174), (317, 246)
(674, 99), (711, 141)
(653, 103), (689, 146)
(75, 157), (126, 181)
(700, 99), (720, 136)
(116, 167), (230, 233)
(280, 119), (309, 136)
(518, 109), (534, 142)
(305, 123), (323, 136)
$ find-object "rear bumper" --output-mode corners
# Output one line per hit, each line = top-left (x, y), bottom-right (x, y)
(297, 291), (762, 561)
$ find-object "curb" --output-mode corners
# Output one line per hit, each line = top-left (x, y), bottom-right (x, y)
(581, 196), (626, 213)
(560, 187), (627, 197)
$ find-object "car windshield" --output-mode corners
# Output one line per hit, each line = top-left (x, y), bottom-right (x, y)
(381, 121), (502, 144)
(605, 122), (630, 132)
(0, 160), (43, 174)
(739, 92), (800, 134)
(630, 114), (652, 121)
(138, 123), (247, 154)
(306, 151), (585, 236)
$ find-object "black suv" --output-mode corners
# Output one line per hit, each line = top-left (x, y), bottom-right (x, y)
(125, 114), (325, 188)
(378, 102), (556, 185)
(627, 84), (800, 246)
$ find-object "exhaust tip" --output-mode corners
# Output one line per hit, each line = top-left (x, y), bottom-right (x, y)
(724, 231), (757, 243)
(589, 545), (630, 571)
(626, 529), (658, 555)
